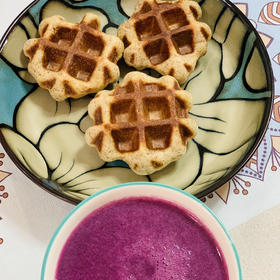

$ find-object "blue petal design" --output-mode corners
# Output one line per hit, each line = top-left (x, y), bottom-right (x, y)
(29, 0), (126, 26)
(105, 160), (129, 168)
(0, 58), (33, 127)
(217, 32), (271, 100)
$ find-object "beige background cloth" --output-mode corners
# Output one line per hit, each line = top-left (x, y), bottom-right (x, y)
(230, 204), (280, 280)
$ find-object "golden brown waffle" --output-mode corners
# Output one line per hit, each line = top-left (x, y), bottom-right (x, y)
(23, 14), (124, 101)
(118, 0), (211, 84)
(85, 72), (197, 175)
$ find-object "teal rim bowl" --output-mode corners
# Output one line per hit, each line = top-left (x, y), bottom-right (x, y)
(41, 182), (242, 279)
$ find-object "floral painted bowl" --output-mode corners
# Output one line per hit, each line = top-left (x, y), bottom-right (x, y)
(0, 0), (273, 204)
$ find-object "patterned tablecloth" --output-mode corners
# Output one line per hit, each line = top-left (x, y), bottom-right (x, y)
(0, 0), (279, 279)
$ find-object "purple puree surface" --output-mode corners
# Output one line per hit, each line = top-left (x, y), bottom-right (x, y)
(56, 197), (229, 280)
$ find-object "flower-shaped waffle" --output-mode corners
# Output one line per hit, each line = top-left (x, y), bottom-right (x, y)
(23, 14), (124, 101)
(85, 72), (197, 175)
(118, 0), (211, 84)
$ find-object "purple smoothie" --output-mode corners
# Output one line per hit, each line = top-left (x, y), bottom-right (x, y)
(56, 197), (229, 280)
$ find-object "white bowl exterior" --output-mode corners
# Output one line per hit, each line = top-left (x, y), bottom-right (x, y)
(43, 183), (240, 279)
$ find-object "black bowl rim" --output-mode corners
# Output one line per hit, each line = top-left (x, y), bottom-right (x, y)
(0, 0), (274, 205)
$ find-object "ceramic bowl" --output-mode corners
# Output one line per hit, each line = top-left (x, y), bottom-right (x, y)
(0, 0), (273, 204)
(41, 182), (242, 279)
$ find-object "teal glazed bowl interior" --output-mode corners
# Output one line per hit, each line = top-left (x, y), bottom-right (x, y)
(41, 182), (242, 279)
(0, 0), (273, 204)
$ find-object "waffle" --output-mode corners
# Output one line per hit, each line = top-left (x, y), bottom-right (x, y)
(118, 0), (211, 84)
(85, 72), (197, 175)
(23, 14), (124, 101)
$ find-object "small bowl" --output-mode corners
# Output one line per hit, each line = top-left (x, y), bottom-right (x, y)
(41, 182), (242, 279)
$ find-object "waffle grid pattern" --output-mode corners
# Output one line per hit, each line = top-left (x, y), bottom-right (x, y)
(42, 24), (106, 82)
(109, 81), (190, 153)
(118, 0), (211, 84)
(23, 14), (124, 101)
(85, 72), (197, 175)
(135, 1), (196, 65)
